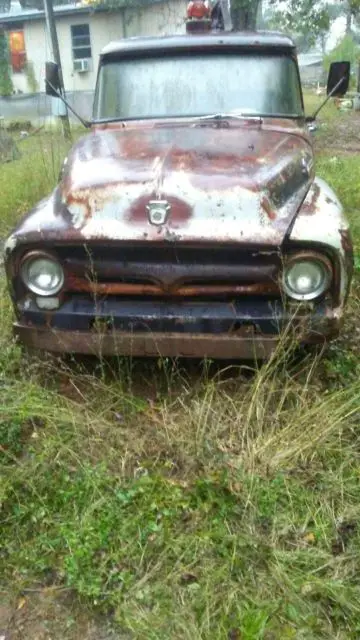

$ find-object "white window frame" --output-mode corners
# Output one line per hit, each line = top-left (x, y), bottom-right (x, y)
(71, 23), (92, 62)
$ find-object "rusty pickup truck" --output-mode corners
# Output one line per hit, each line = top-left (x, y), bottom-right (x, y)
(4, 20), (353, 359)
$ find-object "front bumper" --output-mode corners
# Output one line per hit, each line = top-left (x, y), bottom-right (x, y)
(14, 325), (282, 359)
(13, 296), (342, 359)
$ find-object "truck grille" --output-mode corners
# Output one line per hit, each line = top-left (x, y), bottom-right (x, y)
(55, 244), (282, 299)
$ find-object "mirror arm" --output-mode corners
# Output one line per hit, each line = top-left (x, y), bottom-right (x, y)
(45, 79), (91, 128)
(308, 75), (346, 121)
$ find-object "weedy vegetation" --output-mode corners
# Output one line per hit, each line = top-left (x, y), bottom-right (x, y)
(1, 98), (360, 639)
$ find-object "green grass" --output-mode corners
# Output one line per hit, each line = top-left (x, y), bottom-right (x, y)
(0, 129), (78, 238)
(1, 112), (360, 638)
(303, 89), (340, 121)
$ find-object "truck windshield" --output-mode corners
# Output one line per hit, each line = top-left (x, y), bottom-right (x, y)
(93, 52), (303, 121)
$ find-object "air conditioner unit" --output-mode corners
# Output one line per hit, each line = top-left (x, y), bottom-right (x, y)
(73, 59), (91, 73)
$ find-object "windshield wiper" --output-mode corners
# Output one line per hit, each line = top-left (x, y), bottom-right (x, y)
(192, 113), (263, 123)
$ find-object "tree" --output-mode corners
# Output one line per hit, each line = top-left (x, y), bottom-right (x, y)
(325, 33), (360, 90)
(344, 0), (360, 33)
(325, 33), (360, 69)
(230, 0), (261, 30)
(264, 0), (331, 47)
(0, 27), (13, 97)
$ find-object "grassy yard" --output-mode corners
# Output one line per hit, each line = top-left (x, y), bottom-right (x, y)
(1, 98), (360, 639)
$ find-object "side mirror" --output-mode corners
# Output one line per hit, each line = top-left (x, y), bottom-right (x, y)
(327, 61), (350, 97)
(45, 61), (60, 96)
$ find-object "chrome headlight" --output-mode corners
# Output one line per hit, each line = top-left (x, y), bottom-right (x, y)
(283, 256), (331, 301)
(21, 254), (64, 296)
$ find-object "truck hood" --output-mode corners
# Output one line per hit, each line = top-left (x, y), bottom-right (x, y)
(11, 122), (314, 248)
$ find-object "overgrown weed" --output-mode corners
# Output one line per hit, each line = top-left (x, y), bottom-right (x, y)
(1, 106), (360, 638)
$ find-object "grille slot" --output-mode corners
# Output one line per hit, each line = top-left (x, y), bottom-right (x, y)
(57, 244), (282, 299)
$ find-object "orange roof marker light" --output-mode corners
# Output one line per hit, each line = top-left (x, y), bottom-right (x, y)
(186, 0), (212, 32)
(187, 0), (210, 19)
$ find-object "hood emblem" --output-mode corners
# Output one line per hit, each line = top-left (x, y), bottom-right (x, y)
(146, 200), (171, 226)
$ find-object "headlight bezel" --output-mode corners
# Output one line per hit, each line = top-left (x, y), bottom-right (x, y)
(20, 251), (65, 297)
(282, 252), (332, 302)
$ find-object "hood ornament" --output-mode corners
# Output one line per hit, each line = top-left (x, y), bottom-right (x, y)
(146, 200), (171, 226)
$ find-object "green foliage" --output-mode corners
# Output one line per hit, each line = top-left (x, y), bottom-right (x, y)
(0, 28), (13, 96)
(324, 34), (360, 82)
(25, 61), (39, 93)
(0, 132), (73, 237)
(230, 0), (261, 30)
(0, 417), (27, 461)
(0, 130), (21, 163)
(263, 0), (360, 49)
(3, 424), (360, 635)
(267, 0), (330, 47)
(348, 0), (360, 19)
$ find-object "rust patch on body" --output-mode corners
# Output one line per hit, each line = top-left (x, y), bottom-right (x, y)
(13, 324), (281, 359)
(65, 276), (279, 297)
(7, 119), (314, 250)
(339, 228), (354, 290)
(340, 228), (353, 254)
(307, 181), (321, 210)
(260, 194), (277, 221)
(127, 194), (192, 226)
(299, 182), (320, 215)
(325, 195), (336, 206)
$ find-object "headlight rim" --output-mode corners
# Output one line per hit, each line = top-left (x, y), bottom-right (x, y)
(20, 251), (65, 297)
(282, 252), (332, 302)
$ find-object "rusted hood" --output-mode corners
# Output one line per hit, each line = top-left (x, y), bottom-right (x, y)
(11, 122), (314, 249)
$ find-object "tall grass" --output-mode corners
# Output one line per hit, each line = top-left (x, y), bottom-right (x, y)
(2, 336), (360, 637)
(1, 116), (360, 638)
(0, 129), (75, 238)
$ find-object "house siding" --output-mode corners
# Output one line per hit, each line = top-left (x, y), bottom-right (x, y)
(9, 0), (187, 93)
(299, 63), (325, 86)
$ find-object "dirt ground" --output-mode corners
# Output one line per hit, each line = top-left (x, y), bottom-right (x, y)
(0, 592), (124, 640)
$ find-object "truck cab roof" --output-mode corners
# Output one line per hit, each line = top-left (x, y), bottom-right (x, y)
(100, 31), (296, 58)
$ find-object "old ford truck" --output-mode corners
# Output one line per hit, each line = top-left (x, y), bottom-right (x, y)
(4, 13), (353, 359)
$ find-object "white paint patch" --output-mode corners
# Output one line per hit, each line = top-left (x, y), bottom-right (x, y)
(4, 235), (17, 254)
(290, 177), (351, 301)
(19, 193), (68, 235)
(291, 177), (346, 252)
(69, 202), (88, 229)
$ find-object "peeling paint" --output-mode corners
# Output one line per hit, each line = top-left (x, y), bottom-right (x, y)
(291, 178), (346, 251)
(290, 177), (353, 300)
(4, 235), (17, 254)
(54, 124), (313, 246)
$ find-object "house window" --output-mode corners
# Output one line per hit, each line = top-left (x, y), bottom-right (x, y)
(9, 30), (26, 72)
(71, 24), (92, 60)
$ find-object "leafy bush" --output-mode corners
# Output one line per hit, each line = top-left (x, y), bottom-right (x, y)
(0, 28), (13, 96)
(25, 61), (39, 94)
(324, 35), (360, 89)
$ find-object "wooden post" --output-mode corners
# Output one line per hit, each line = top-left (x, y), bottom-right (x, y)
(43, 0), (71, 139)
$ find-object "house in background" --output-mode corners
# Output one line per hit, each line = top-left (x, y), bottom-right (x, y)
(297, 52), (325, 87)
(0, 0), (187, 95)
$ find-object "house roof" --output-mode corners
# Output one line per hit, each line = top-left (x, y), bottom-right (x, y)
(297, 53), (323, 68)
(0, 2), (95, 23)
(101, 31), (296, 57)
(0, 0), (169, 23)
